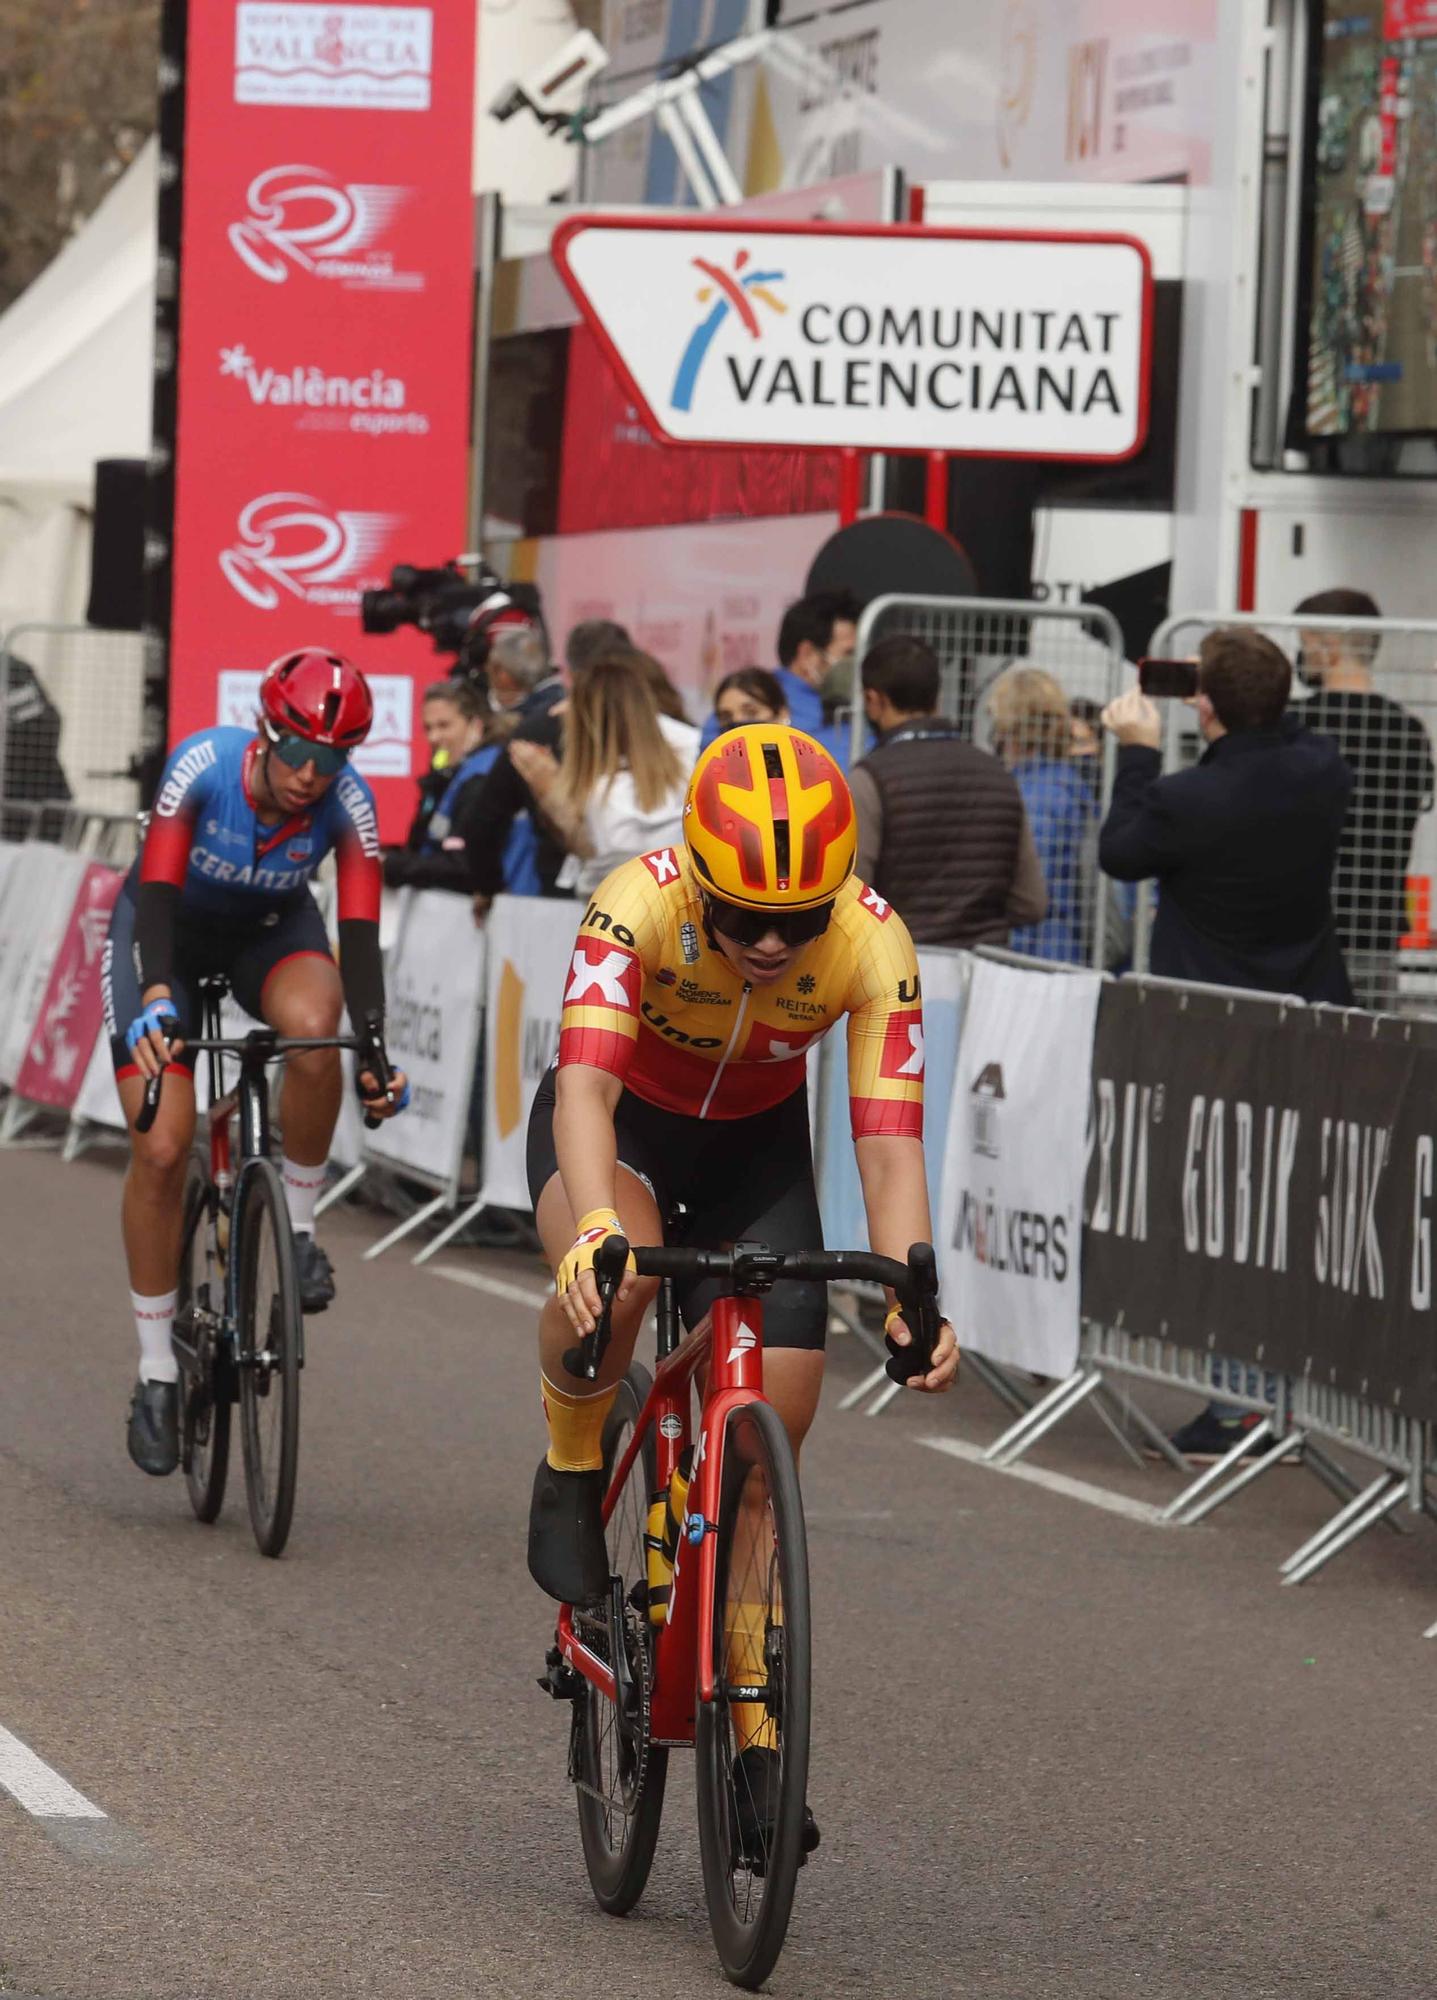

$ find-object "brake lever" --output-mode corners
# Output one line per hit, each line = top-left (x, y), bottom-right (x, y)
(885, 1241), (943, 1385)
(135, 1067), (165, 1135)
(562, 1233), (629, 1382)
(358, 1010), (394, 1131)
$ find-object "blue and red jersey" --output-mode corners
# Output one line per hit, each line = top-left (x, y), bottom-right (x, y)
(139, 727), (380, 924)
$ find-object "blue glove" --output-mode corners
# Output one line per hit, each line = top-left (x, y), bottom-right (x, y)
(391, 1076), (411, 1112)
(125, 999), (181, 1059)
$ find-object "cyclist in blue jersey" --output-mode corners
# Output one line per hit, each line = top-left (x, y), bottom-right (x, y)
(102, 649), (409, 1476)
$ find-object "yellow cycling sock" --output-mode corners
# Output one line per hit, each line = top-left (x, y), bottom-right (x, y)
(541, 1373), (617, 1474)
(726, 1599), (778, 1753)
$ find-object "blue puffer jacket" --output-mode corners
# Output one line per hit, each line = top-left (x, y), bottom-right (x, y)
(1010, 757), (1097, 966)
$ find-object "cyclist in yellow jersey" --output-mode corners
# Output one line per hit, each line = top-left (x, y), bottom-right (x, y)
(526, 724), (957, 1610)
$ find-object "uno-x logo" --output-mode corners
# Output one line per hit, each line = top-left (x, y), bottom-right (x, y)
(725, 1323), (758, 1365)
(671, 249), (786, 413)
(219, 493), (399, 611)
(228, 165), (417, 290)
(564, 946), (636, 1009)
(861, 886), (892, 922)
(642, 847), (680, 886)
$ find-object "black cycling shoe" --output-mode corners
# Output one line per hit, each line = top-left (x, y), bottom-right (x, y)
(126, 1377), (179, 1477)
(293, 1233), (335, 1314)
(731, 1745), (820, 1874)
(527, 1458), (609, 1604)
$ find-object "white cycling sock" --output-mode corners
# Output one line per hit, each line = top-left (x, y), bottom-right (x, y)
(132, 1289), (178, 1385)
(281, 1155), (326, 1237)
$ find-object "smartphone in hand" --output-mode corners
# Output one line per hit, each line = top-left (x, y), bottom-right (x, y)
(1137, 657), (1200, 700)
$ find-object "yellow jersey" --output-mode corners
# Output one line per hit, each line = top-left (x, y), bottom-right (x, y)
(556, 847), (924, 1138)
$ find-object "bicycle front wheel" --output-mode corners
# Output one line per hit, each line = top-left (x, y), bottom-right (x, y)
(177, 1151), (230, 1524)
(695, 1397), (812, 1991)
(234, 1160), (302, 1558)
(573, 1363), (669, 1914)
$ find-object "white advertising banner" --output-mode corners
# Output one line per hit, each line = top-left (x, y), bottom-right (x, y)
(554, 216), (1151, 460)
(937, 956), (1102, 1377)
(0, 847), (89, 1087)
(478, 895), (577, 1212)
(362, 889), (485, 1196)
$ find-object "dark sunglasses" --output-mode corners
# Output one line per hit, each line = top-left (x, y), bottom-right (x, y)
(706, 894), (833, 947)
(267, 730), (350, 777)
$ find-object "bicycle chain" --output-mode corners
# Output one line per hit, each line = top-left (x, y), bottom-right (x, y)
(571, 1603), (654, 1818)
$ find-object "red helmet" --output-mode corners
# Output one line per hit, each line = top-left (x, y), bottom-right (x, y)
(259, 649), (373, 749)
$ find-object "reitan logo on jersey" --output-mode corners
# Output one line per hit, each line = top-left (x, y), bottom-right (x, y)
(228, 165), (421, 291)
(219, 493), (400, 613)
(235, 5), (434, 111)
(218, 344), (430, 437)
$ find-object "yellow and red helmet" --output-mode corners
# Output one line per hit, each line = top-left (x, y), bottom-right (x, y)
(684, 724), (855, 912)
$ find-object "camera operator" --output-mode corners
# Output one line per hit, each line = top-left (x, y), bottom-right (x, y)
(482, 624), (565, 721)
(1099, 628), (1353, 1001)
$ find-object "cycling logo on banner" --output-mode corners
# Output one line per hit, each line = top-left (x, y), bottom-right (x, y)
(218, 344), (430, 437)
(228, 165), (422, 290)
(218, 493), (400, 612)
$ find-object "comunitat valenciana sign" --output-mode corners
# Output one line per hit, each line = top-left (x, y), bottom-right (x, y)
(552, 215), (1153, 462)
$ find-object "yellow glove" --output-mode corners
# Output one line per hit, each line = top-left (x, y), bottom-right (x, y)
(556, 1208), (636, 1299)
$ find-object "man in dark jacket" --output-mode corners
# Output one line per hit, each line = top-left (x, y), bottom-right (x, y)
(850, 636), (1045, 946)
(1099, 627), (1353, 1003)
(1100, 626), (1353, 1462)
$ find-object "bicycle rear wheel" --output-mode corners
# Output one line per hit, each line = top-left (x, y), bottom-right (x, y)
(695, 1397), (811, 1990)
(177, 1152), (230, 1523)
(573, 1363), (669, 1914)
(234, 1160), (301, 1558)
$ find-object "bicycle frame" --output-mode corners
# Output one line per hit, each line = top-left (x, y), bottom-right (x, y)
(555, 1288), (769, 1745)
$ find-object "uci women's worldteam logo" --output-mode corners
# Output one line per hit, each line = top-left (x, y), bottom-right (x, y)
(669, 249), (786, 413)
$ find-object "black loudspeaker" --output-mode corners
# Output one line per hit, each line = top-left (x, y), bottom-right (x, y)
(87, 458), (147, 631)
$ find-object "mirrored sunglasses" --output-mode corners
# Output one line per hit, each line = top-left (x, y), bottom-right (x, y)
(706, 895), (833, 947)
(268, 731), (350, 777)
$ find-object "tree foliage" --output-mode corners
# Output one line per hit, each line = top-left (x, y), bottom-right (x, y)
(0, 0), (160, 311)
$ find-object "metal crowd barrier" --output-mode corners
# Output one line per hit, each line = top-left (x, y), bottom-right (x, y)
(849, 592), (1128, 972)
(0, 622), (145, 836)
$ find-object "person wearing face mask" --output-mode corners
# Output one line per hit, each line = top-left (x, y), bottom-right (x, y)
(711, 667), (790, 734)
(697, 592), (860, 763)
(383, 678), (540, 896)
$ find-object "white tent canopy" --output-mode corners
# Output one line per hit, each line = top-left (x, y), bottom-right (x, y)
(0, 139), (156, 633)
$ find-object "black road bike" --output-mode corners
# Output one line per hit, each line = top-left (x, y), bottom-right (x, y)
(137, 975), (393, 1557)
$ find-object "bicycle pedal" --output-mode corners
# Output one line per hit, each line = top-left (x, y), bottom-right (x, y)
(538, 1645), (584, 1702)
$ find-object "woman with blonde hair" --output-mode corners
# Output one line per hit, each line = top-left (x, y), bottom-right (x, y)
(985, 666), (1095, 964)
(511, 648), (699, 895)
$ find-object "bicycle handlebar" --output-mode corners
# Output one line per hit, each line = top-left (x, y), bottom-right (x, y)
(134, 1011), (398, 1136)
(562, 1236), (945, 1388)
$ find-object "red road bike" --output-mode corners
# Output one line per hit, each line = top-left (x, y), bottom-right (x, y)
(539, 1233), (940, 1988)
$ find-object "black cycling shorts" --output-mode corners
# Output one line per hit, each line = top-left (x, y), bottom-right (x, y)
(102, 886), (332, 1077)
(526, 1067), (828, 1351)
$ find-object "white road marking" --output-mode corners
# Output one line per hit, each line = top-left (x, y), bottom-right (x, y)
(425, 1263), (550, 1310)
(0, 1723), (106, 1818)
(917, 1435), (1165, 1525)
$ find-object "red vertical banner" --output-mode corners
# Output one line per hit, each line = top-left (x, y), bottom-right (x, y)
(168, 4), (476, 838)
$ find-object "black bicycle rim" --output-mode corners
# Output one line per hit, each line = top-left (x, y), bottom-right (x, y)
(695, 1398), (811, 1990)
(178, 1152), (230, 1524)
(235, 1160), (301, 1557)
(574, 1364), (669, 1914)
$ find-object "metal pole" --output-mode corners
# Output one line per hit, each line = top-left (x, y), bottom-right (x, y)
(468, 190), (500, 551)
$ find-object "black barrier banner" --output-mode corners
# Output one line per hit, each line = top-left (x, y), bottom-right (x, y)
(1082, 981), (1437, 1421)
